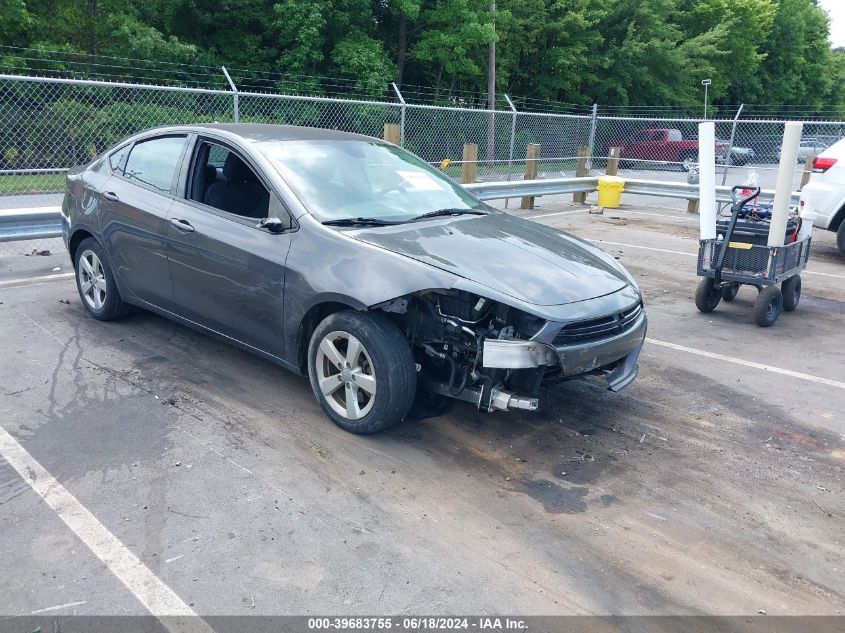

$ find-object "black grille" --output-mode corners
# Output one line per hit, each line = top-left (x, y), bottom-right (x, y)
(552, 302), (642, 346)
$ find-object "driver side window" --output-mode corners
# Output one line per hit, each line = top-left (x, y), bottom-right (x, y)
(189, 141), (271, 219)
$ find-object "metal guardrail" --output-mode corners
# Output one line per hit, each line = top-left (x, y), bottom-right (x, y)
(0, 209), (63, 243)
(466, 176), (597, 200)
(0, 177), (801, 244)
(466, 176), (801, 206)
(621, 179), (801, 207)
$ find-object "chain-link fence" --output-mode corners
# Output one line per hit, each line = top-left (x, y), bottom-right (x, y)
(3, 72), (845, 256)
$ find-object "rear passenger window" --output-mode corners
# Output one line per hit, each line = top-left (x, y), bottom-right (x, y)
(109, 144), (130, 174)
(124, 136), (187, 193)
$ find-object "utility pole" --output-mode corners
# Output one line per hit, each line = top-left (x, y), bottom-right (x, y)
(702, 78), (712, 119)
(486, 1), (496, 162)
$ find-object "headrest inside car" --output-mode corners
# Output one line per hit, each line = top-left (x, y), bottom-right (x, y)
(222, 153), (255, 182)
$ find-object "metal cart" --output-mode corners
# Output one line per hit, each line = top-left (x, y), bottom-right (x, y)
(695, 186), (811, 327)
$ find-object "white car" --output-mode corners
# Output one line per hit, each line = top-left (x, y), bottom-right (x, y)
(799, 137), (845, 257)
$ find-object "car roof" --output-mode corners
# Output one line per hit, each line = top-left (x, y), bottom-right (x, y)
(141, 123), (381, 144)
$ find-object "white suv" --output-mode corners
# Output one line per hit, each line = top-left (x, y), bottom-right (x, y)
(799, 137), (845, 257)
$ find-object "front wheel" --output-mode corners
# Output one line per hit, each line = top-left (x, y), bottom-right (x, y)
(308, 310), (417, 434)
(754, 286), (783, 327)
(695, 278), (721, 313)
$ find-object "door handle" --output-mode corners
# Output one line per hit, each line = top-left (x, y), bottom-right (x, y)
(169, 218), (195, 233)
(102, 191), (119, 202)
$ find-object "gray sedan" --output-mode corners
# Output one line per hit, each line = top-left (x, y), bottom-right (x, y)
(62, 124), (646, 433)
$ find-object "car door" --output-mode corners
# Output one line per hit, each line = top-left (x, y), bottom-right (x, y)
(165, 137), (294, 360)
(648, 129), (670, 162)
(99, 134), (189, 309)
(625, 130), (650, 162)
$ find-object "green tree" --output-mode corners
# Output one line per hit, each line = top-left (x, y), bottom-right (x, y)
(0, 0), (34, 47)
(410, 0), (496, 95)
(494, 0), (605, 103)
(592, 0), (727, 107)
(678, 0), (776, 104)
(753, 0), (835, 108)
(2, 0), (845, 113)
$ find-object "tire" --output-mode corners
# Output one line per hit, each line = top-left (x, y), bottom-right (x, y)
(837, 221), (845, 258)
(695, 278), (721, 313)
(307, 310), (417, 434)
(74, 237), (131, 321)
(753, 286), (783, 327)
(781, 275), (801, 312)
(721, 283), (740, 302)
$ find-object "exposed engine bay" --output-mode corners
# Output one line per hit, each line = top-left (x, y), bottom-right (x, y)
(375, 289), (599, 413)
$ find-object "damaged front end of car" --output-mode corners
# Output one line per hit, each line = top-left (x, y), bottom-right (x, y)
(373, 287), (647, 414)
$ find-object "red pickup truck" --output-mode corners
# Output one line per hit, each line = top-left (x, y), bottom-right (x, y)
(606, 128), (728, 170)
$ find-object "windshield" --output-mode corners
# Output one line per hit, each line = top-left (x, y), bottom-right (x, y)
(257, 139), (484, 222)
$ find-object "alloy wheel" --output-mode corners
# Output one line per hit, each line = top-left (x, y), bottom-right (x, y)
(78, 249), (107, 310)
(315, 331), (377, 420)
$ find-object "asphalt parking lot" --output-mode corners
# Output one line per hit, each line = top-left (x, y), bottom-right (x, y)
(1, 199), (843, 618)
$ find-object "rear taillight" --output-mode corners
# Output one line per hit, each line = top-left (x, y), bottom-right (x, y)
(812, 157), (838, 173)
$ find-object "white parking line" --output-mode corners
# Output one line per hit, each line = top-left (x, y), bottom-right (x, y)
(0, 272), (74, 287)
(647, 338), (845, 390)
(619, 209), (696, 221)
(0, 425), (214, 631)
(526, 208), (589, 219)
(31, 600), (87, 614)
(590, 239), (696, 258)
(586, 239), (845, 280)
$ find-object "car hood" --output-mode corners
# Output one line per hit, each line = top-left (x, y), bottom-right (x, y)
(351, 212), (630, 306)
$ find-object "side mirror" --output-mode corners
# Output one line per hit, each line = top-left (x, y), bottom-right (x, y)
(257, 216), (288, 233)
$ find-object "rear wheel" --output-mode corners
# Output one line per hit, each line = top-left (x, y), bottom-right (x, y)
(837, 222), (845, 258)
(781, 275), (801, 312)
(308, 310), (417, 434)
(681, 152), (697, 172)
(695, 278), (721, 313)
(721, 283), (740, 302)
(74, 238), (130, 321)
(754, 286), (783, 327)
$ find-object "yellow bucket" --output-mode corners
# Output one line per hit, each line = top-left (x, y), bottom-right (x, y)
(597, 175), (625, 208)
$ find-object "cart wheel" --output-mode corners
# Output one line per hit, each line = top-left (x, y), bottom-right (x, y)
(721, 283), (740, 302)
(753, 286), (783, 327)
(781, 275), (801, 312)
(695, 278), (721, 313)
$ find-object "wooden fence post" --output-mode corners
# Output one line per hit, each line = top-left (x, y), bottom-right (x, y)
(605, 147), (620, 176)
(687, 199), (700, 214)
(801, 156), (815, 189)
(573, 146), (590, 204)
(461, 143), (478, 184)
(520, 143), (540, 209)
(383, 124), (401, 145)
